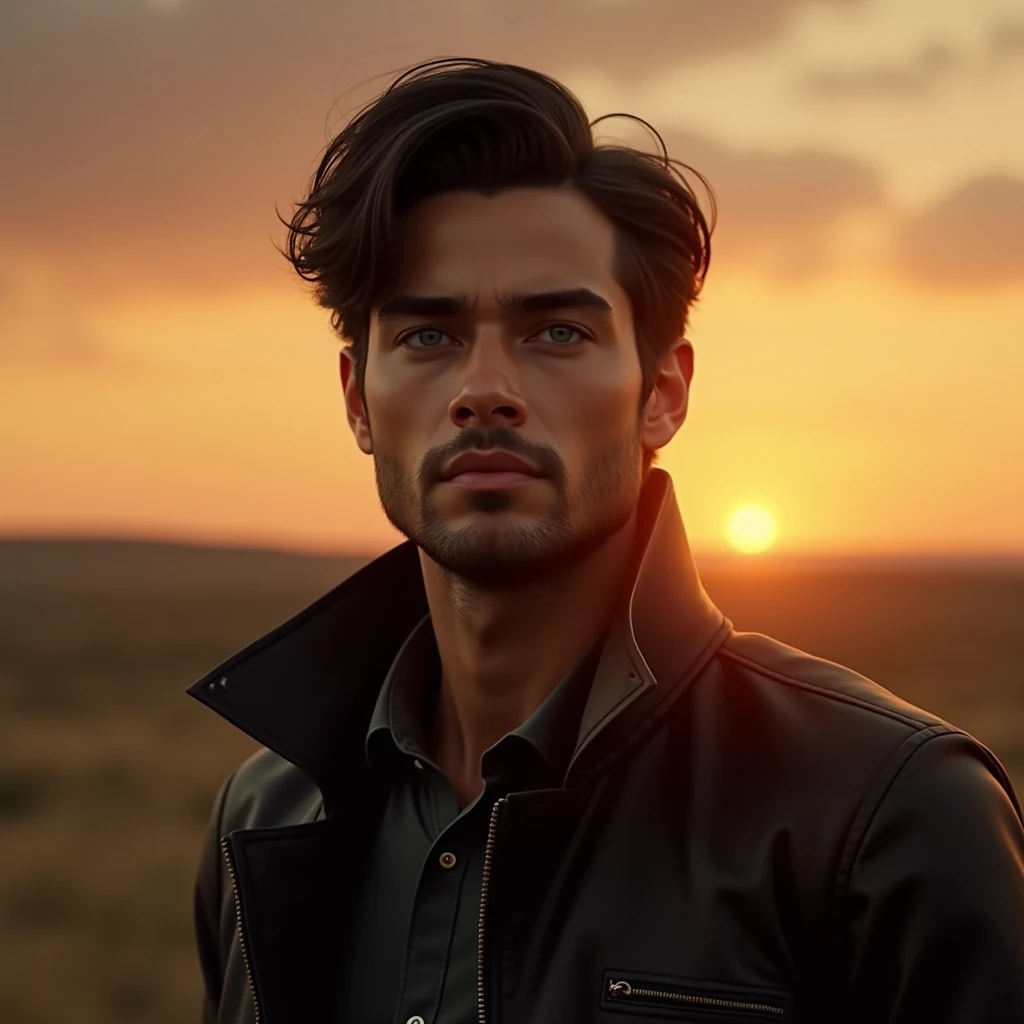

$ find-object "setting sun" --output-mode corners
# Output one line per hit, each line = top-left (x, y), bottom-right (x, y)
(726, 505), (778, 555)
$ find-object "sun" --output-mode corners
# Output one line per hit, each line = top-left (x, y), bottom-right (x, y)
(726, 505), (778, 554)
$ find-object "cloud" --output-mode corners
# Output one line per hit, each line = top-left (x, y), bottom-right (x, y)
(798, 41), (960, 99)
(799, 19), (1024, 102)
(0, 258), (146, 367)
(0, 268), (108, 364)
(657, 131), (882, 276)
(10, 0), (1014, 301)
(990, 20), (1024, 61)
(0, 0), (863, 298)
(894, 176), (1024, 286)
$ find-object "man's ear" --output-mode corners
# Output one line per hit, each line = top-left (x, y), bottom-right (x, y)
(339, 349), (373, 455)
(640, 337), (693, 454)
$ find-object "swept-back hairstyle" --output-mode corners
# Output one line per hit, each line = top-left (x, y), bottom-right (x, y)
(282, 57), (715, 419)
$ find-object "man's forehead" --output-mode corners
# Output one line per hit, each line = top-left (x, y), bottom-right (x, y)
(382, 189), (626, 316)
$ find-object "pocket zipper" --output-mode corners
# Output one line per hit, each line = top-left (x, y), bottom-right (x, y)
(608, 979), (786, 1018)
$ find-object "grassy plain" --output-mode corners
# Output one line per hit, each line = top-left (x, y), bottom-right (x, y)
(1, 539), (1022, 1023)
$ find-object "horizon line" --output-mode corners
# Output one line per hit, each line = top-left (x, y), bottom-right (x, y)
(2, 531), (1024, 566)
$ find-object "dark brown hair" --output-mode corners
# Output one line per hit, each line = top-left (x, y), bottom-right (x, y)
(281, 57), (715, 428)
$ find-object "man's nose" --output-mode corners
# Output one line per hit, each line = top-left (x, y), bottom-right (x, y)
(447, 338), (527, 429)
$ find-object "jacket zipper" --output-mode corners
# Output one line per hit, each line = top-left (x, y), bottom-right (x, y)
(608, 979), (785, 1018)
(477, 797), (506, 1024)
(220, 836), (262, 1023)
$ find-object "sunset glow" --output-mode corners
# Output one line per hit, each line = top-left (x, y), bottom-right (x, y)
(1, 0), (1022, 556)
(727, 506), (779, 555)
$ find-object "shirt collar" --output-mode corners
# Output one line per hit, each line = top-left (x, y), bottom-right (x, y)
(366, 612), (608, 786)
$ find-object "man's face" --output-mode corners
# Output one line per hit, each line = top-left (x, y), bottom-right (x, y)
(342, 187), (686, 588)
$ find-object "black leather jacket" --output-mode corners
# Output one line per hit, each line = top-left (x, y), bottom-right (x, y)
(189, 470), (1024, 1023)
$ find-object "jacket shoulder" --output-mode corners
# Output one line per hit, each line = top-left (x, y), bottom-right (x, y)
(719, 629), (951, 733)
(708, 630), (1022, 901)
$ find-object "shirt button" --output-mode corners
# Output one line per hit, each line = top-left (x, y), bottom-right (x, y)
(413, 758), (424, 769)
(406, 1017), (425, 1024)
(439, 851), (457, 869)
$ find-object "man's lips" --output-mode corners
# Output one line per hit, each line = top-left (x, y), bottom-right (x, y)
(444, 470), (542, 490)
(441, 450), (543, 480)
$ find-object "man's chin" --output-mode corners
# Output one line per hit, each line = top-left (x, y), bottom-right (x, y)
(414, 525), (562, 582)
(420, 518), (629, 589)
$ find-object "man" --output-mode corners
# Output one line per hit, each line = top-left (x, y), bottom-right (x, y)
(189, 58), (1024, 1024)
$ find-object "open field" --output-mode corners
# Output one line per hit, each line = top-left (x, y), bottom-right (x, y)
(1, 539), (1022, 1023)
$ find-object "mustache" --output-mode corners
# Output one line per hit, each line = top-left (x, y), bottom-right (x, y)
(424, 427), (558, 481)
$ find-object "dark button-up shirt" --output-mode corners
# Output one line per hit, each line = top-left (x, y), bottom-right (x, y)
(336, 612), (606, 1024)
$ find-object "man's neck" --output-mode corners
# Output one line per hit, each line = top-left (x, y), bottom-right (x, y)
(418, 511), (640, 803)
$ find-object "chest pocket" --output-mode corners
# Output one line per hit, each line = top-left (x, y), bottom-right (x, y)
(600, 969), (792, 1022)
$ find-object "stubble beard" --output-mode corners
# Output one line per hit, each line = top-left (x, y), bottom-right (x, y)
(372, 424), (644, 591)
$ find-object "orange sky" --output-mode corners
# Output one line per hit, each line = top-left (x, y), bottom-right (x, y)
(2, 0), (1023, 556)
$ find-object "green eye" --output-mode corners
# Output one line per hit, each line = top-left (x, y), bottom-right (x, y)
(400, 324), (586, 349)
(407, 328), (446, 348)
(541, 324), (584, 344)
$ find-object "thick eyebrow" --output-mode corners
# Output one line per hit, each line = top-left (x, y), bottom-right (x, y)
(375, 287), (614, 323)
(376, 293), (468, 322)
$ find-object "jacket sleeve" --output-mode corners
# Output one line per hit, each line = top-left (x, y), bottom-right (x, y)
(840, 729), (1024, 1021)
(193, 770), (236, 1024)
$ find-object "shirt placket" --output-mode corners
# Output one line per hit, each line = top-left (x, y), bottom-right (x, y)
(393, 767), (477, 1024)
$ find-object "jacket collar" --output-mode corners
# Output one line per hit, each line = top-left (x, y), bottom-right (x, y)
(187, 468), (731, 809)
